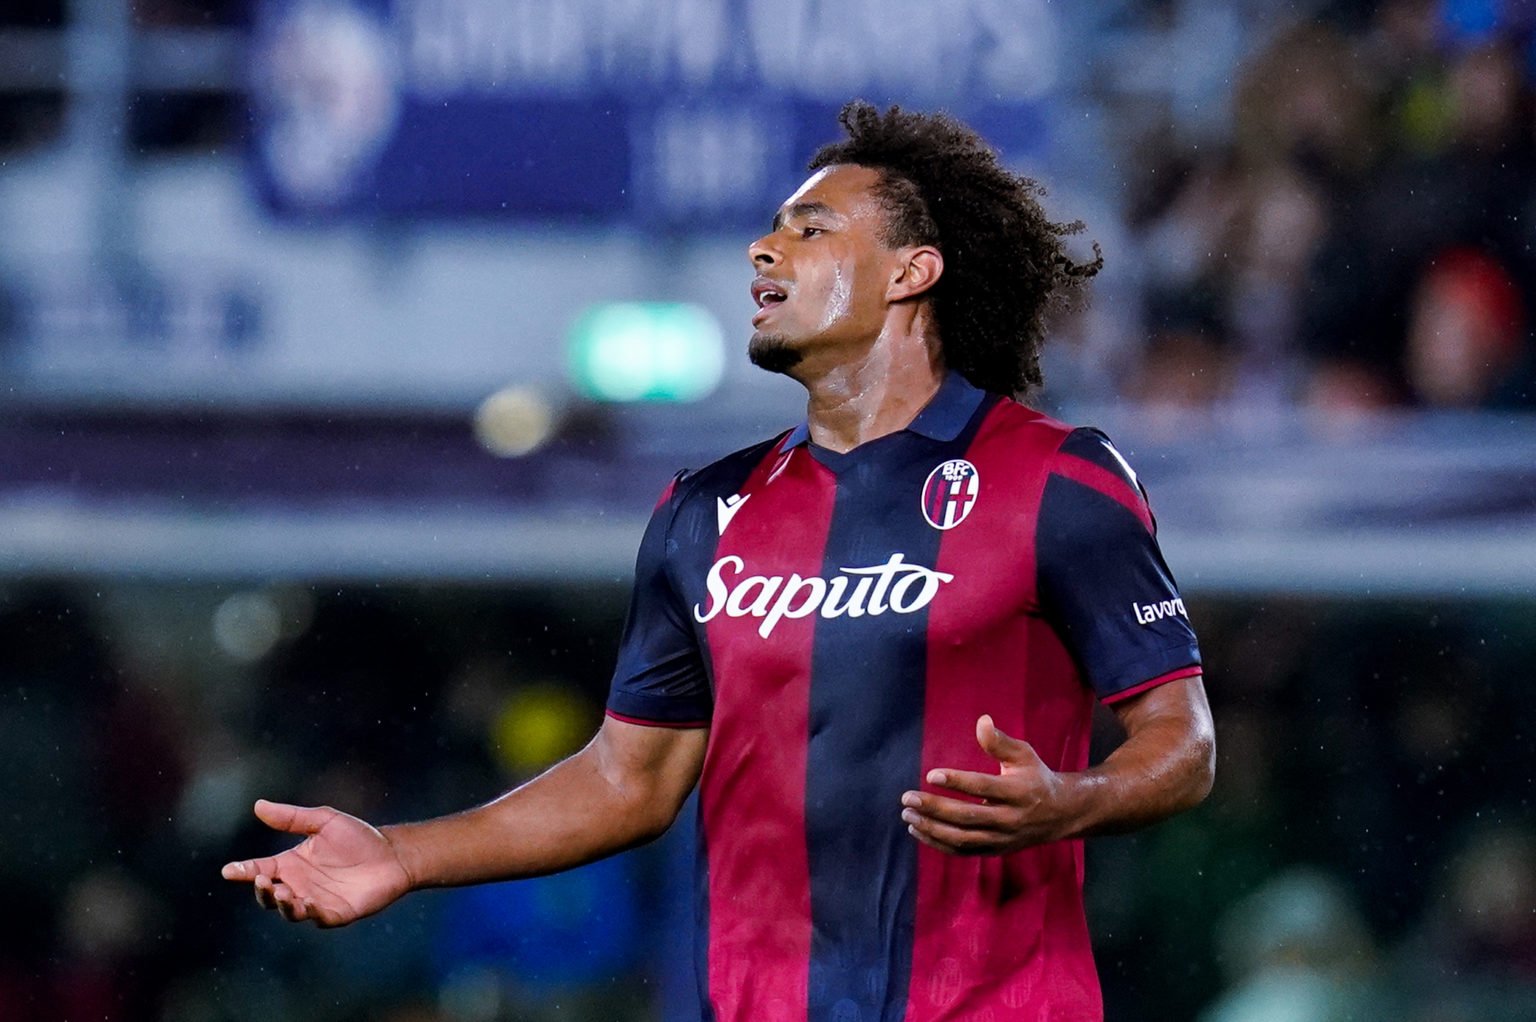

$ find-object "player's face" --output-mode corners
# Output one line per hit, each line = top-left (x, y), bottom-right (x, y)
(746, 164), (902, 375)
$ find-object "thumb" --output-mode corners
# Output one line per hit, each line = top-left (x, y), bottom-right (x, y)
(976, 714), (1034, 765)
(253, 799), (334, 836)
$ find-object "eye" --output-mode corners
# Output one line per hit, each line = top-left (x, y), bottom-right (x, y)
(801, 225), (824, 238)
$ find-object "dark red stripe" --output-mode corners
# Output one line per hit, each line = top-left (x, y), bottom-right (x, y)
(603, 709), (710, 729)
(698, 442), (832, 1019)
(1052, 452), (1154, 533)
(1100, 665), (1202, 705)
(907, 403), (1104, 1020)
(927, 477), (947, 526)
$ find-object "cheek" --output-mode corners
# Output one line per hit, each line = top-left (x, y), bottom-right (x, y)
(813, 258), (887, 329)
(816, 266), (855, 328)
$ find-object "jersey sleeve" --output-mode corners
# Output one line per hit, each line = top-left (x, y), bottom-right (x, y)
(605, 473), (712, 728)
(1037, 428), (1202, 703)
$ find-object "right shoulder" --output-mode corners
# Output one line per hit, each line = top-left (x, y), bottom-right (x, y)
(659, 432), (792, 513)
(646, 432), (791, 554)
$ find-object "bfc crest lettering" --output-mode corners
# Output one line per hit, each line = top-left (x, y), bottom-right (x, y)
(693, 553), (955, 638)
(922, 459), (979, 530)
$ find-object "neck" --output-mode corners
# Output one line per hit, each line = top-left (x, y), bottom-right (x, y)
(797, 317), (944, 454)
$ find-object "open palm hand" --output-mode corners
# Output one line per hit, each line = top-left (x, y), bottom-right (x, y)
(221, 799), (413, 927)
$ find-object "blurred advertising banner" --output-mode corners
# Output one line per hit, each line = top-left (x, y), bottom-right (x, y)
(0, 262), (276, 406)
(248, 0), (1056, 224)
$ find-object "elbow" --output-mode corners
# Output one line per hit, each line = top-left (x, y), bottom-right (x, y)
(1184, 721), (1217, 809)
(1174, 679), (1217, 811)
(586, 726), (703, 848)
(610, 775), (692, 847)
(634, 799), (686, 844)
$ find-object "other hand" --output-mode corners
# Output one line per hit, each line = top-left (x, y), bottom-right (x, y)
(900, 715), (1079, 856)
(220, 799), (413, 927)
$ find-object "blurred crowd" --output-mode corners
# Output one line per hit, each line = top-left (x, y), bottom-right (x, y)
(0, 583), (673, 1022)
(0, 3), (1534, 1021)
(1090, 598), (1536, 1022)
(2, 1), (1535, 418)
(0, 582), (1532, 1022)
(1120, 0), (1536, 416)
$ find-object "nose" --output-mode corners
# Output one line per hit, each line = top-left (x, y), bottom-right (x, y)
(748, 232), (780, 269)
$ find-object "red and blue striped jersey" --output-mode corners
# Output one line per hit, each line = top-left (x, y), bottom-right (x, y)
(606, 372), (1202, 1022)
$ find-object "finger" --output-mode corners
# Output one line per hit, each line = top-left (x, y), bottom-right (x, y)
(901, 792), (1012, 831)
(903, 813), (1006, 856)
(307, 893), (357, 930)
(222, 856), (281, 882)
(253, 874), (279, 911)
(272, 883), (307, 923)
(922, 768), (1012, 802)
(253, 799), (335, 837)
(308, 900), (342, 929)
(306, 900), (341, 928)
(975, 714), (1036, 765)
(908, 824), (958, 855)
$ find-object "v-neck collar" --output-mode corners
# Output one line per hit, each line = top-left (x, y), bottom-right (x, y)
(778, 372), (986, 464)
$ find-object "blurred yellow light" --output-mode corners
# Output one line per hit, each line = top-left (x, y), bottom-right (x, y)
(490, 684), (589, 775)
(474, 386), (555, 457)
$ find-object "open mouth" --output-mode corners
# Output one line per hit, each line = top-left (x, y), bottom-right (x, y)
(751, 279), (788, 309)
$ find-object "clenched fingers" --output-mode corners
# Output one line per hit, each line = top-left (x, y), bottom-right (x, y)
(901, 791), (1011, 831)
(923, 768), (1014, 802)
(255, 875), (314, 923)
(252, 871), (346, 926)
(902, 812), (1009, 856)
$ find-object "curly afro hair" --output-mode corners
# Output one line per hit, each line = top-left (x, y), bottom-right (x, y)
(810, 101), (1101, 398)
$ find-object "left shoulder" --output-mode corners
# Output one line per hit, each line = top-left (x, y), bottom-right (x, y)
(966, 394), (1075, 460)
(974, 398), (1139, 486)
(1051, 426), (1143, 493)
(1038, 424), (1156, 535)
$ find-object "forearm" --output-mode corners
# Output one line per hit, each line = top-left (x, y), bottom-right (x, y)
(383, 738), (678, 889)
(1059, 704), (1215, 840)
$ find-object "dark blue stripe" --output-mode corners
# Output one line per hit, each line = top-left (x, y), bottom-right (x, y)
(692, 795), (717, 1022)
(667, 441), (777, 1022)
(803, 402), (993, 1022)
(1057, 426), (1149, 502)
(1036, 473), (1200, 699)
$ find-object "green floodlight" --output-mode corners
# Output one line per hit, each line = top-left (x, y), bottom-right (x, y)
(567, 302), (726, 402)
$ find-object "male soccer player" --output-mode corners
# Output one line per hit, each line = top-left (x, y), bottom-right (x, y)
(224, 103), (1215, 1021)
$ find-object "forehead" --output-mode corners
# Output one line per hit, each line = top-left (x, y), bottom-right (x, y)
(777, 164), (886, 220)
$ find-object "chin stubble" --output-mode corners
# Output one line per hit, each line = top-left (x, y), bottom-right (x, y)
(748, 333), (804, 375)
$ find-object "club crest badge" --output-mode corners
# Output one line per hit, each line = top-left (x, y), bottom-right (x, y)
(922, 459), (980, 530)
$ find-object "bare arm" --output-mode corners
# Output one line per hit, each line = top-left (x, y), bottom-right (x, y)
(221, 717), (707, 925)
(390, 717), (708, 886)
(900, 676), (1214, 854)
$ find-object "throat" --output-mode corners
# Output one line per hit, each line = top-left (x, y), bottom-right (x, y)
(804, 369), (944, 454)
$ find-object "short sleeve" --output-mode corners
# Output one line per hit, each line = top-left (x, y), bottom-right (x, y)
(605, 474), (712, 728)
(1037, 429), (1202, 703)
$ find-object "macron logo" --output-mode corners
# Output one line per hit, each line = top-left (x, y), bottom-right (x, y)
(716, 493), (750, 535)
(1133, 598), (1187, 625)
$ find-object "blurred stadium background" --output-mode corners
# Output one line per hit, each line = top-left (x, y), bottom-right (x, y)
(2, 0), (1534, 1020)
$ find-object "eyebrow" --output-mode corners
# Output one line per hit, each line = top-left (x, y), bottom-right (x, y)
(771, 201), (835, 233)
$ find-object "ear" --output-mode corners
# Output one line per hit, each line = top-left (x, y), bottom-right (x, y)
(886, 245), (943, 303)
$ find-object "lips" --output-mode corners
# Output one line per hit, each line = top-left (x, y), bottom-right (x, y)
(751, 277), (788, 309)
(750, 277), (789, 325)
